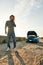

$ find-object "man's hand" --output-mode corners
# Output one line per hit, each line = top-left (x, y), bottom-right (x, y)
(15, 24), (16, 27)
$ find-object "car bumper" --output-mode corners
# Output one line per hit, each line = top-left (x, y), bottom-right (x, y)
(26, 39), (39, 43)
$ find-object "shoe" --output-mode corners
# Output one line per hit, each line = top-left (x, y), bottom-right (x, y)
(6, 47), (10, 51)
(14, 48), (17, 51)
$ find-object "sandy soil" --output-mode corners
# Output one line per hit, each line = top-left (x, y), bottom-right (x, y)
(0, 40), (43, 65)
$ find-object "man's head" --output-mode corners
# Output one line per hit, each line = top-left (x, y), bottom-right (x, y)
(10, 15), (15, 21)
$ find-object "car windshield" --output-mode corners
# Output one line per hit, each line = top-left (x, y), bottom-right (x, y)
(27, 31), (37, 37)
(28, 35), (36, 38)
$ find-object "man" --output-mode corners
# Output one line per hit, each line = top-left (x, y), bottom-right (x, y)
(5, 15), (16, 51)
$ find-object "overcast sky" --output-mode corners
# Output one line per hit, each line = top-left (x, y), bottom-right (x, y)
(0, 0), (43, 37)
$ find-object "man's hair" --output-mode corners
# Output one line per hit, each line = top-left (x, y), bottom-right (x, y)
(10, 15), (15, 18)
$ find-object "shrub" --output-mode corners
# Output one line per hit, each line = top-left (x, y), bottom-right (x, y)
(2, 39), (6, 43)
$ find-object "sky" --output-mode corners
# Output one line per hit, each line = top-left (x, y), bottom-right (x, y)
(0, 0), (43, 37)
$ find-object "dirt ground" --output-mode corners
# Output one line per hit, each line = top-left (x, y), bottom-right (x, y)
(0, 39), (43, 65)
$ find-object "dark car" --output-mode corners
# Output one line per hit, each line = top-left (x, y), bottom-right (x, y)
(26, 31), (39, 43)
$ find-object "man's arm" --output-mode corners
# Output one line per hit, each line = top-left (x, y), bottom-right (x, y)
(13, 22), (16, 27)
(5, 21), (8, 34)
(5, 25), (7, 34)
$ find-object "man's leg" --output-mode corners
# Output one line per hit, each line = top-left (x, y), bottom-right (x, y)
(7, 34), (11, 48)
(12, 33), (16, 48)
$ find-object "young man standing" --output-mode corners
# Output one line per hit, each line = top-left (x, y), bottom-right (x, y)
(5, 15), (16, 51)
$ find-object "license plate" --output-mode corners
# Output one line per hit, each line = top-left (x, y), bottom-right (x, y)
(29, 40), (32, 41)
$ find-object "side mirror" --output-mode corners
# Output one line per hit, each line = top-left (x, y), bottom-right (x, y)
(37, 36), (39, 38)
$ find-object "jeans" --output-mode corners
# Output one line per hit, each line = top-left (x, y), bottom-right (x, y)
(7, 32), (16, 48)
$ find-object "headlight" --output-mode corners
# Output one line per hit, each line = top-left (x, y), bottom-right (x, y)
(34, 38), (37, 39)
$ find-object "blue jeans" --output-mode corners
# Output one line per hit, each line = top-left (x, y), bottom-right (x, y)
(7, 32), (16, 48)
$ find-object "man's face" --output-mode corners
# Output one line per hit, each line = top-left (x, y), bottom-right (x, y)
(10, 16), (14, 21)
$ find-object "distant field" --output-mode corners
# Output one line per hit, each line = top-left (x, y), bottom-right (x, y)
(39, 38), (43, 42)
(0, 36), (26, 43)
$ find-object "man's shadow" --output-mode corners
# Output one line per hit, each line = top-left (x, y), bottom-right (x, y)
(15, 51), (26, 65)
(7, 50), (14, 65)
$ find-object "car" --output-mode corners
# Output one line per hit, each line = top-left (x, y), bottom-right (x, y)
(26, 31), (39, 43)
